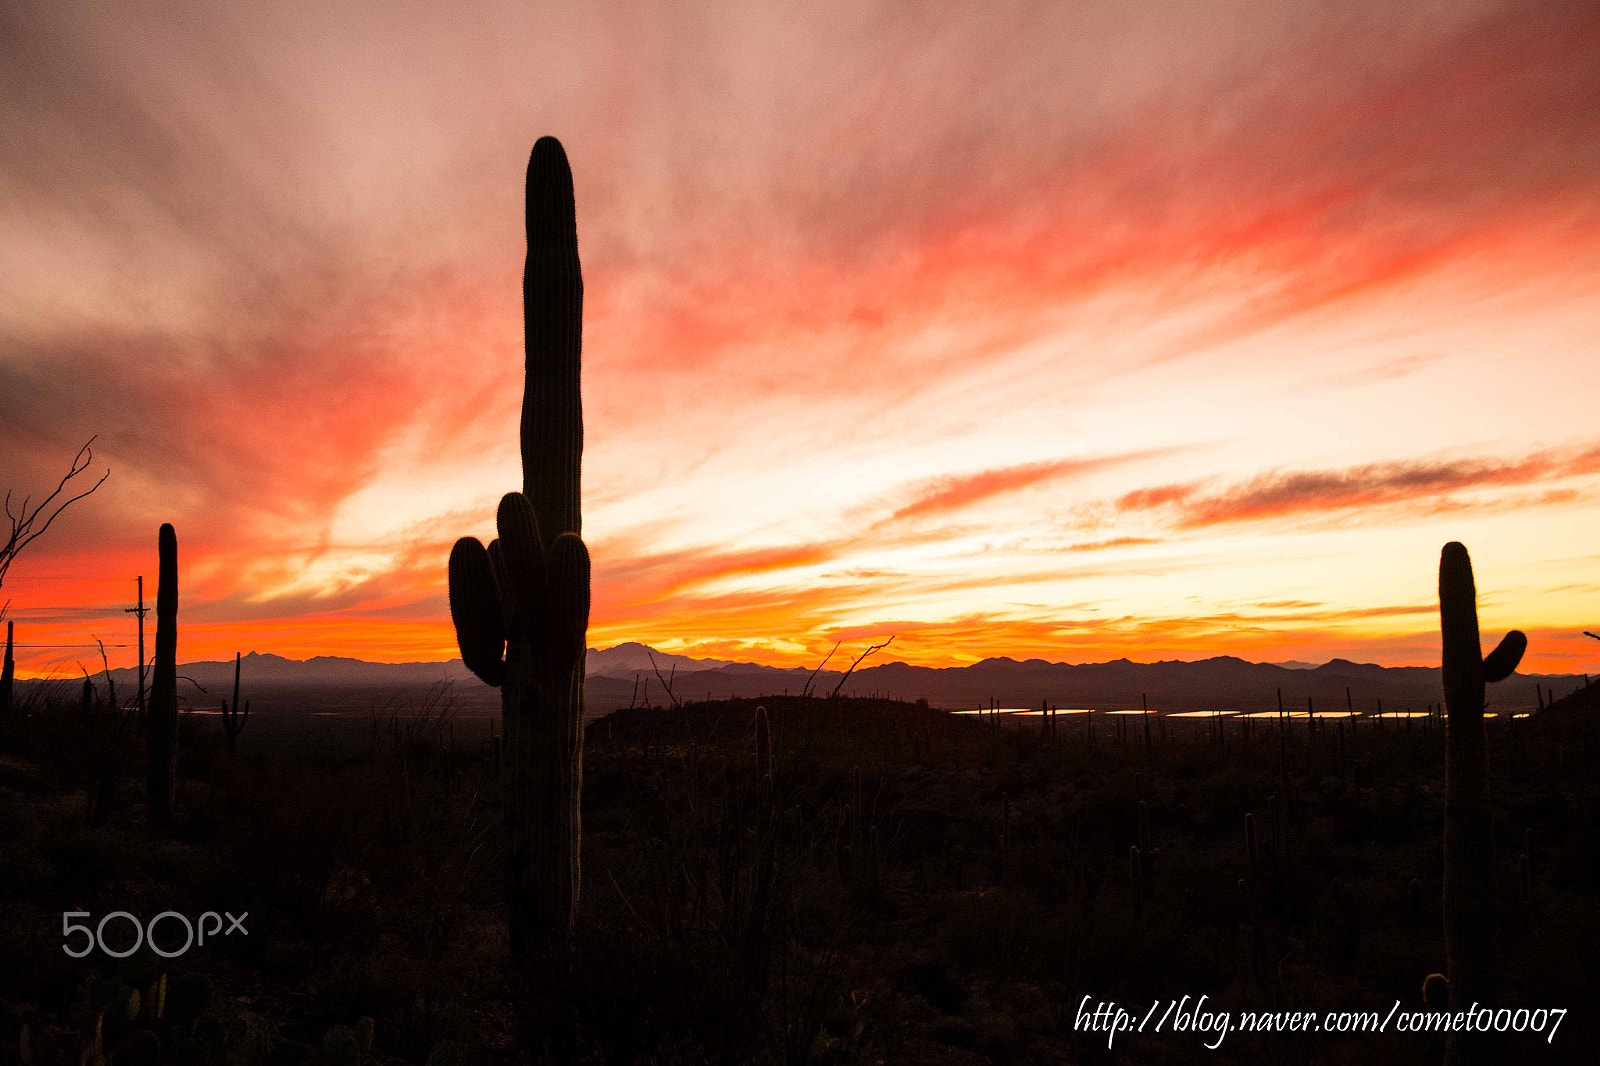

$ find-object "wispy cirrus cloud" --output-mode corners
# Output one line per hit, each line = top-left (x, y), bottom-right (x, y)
(1118, 444), (1600, 528)
(886, 450), (1172, 523)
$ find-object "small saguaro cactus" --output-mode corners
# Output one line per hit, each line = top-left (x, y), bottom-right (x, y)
(755, 704), (773, 806)
(1439, 541), (1525, 1066)
(146, 523), (179, 826)
(448, 137), (591, 951)
(220, 651), (249, 755)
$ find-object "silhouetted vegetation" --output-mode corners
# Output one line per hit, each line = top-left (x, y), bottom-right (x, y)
(0, 673), (1595, 1063)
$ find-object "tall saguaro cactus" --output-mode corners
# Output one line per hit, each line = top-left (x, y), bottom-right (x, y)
(147, 523), (179, 826)
(449, 137), (591, 951)
(1438, 541), (1525, 1065)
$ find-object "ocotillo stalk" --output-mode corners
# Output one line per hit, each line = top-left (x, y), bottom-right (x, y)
(0, 620), (13, 716)
(147, 523), (178, 826)
(220, 651), (248, 755)
(448, 138), (590, 951)
(1439, 541), (1525, 1066)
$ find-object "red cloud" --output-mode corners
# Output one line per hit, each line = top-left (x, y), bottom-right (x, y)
(1118, 446), (1600, 528)
(887, 451), (1174, 523)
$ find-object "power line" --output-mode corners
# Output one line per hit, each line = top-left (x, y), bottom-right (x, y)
(0, 605), (132, 612)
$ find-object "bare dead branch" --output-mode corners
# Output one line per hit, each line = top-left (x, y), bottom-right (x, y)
(1, 437), (110, 591)
(802, 640), (842, 699)
(829, 636), (895, 700)
(647, 651), (683, 709)
(94, 637), (117, 712)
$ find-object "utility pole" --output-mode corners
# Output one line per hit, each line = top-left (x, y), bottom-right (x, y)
(124, 576), (148, 715)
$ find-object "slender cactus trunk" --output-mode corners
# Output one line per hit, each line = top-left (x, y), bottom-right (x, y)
(503, 648), (584, 948)
(0, 621), (14, 717)
(1439, 542), (1525, 1066)
(147, 524), (178, 826)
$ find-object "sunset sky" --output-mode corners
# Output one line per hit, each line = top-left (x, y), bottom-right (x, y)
(3, 0), (1599, 679)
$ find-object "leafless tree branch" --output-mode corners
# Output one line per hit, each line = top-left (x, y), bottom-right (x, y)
(647, 651), (683, 709)
(802, 640), (842, 699)
(829, 636), (895, 700)
(1, 437), (109, 592)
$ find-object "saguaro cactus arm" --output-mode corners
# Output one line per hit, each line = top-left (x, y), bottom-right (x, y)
(449, 537), (506, 687)
(1481, 631), (1527, 683)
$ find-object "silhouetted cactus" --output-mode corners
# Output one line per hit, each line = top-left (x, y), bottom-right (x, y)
(220, 650), (249, 755)
(146, 974), (165, 1023)
(1423, 972), (1449, 1009)
(1130, 845), (1144, 919)
(755, 704), (772, 803)
(836, 766), (881, 897)
(147, 523), (178, 826)
(0, 620), (12, 716)
(1439, 541), (1525, 1065)
(447, 137), (590, 950)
